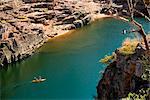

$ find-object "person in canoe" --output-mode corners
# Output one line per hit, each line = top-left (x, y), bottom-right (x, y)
(32, 76), (46, 83)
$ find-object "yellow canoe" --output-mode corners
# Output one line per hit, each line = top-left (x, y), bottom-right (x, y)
(32, 79), (46, 83)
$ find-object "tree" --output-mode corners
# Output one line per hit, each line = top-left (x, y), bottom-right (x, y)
(124, 0), (149, 50)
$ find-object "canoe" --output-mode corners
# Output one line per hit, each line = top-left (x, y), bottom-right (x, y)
(32, 79), (46, 83)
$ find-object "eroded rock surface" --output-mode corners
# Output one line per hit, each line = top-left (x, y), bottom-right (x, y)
(97, 41), (150, 99)
(0, 0), (105, 67)
(1, 0), (148, 67)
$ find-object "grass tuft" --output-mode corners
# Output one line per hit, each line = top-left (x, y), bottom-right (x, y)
(118, 38), (139, 55)
(100, 52), (116, 64)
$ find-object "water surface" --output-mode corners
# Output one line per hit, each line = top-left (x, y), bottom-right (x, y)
(0, 18), (149, 99)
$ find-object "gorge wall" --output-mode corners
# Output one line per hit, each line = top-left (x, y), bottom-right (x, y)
(98, 0), (149, 17)
(97, 38), (150, 99)
(0, 0), (149, 68)
(0, 0), (104, 67)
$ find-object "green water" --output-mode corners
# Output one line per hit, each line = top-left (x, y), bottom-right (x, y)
(0, 18), (149, 99)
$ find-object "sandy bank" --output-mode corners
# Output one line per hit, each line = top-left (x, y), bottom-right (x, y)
(47, 14), (113, 39)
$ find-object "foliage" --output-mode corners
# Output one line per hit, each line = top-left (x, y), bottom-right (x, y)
(123, 88), (150, 100)
(100, 52), (116, 64)
(118, 38), (139, 55)
(140, 54), (150, 80)
(122, 48), (150, 100)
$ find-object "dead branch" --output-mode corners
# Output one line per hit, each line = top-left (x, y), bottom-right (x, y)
(126, 0), (149, 50)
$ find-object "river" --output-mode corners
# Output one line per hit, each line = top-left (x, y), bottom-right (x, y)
(0, 18), (149, 99)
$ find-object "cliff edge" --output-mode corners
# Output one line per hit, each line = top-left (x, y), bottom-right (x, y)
(97, 37), (150, 99)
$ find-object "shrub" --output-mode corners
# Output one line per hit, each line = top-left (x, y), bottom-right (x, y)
(140, 55), (150, 80)
(118, 38), (139, 55)
(124, 88), (150, 100)
(100, 52), (116, 64)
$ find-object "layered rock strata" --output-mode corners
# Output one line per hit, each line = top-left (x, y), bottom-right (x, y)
(0, 0), (106, 67)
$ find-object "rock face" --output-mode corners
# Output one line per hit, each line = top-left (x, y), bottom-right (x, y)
(0, 0), (53, 67)
(97, 44), (150, 99)
(0, 20), (45, 66)
(0, 0), (104, 67)
(113, 0), (149, 17)
(98, 0), (149, 17)
(1, 0), (148, 67)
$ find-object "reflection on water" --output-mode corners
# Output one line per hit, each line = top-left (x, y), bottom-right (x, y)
(0, 18), (149, 99)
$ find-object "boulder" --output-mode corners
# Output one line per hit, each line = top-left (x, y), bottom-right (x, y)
(73, 20), (83, 28)
(62, 16), (76, 24)
(63, 24), (76, 30)
(82, 15), (91, 25)
(73, 11), (86, 20)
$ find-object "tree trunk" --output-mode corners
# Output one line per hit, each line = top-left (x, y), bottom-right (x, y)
(131, 19), (149, 50)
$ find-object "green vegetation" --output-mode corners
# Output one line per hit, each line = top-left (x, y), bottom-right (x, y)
(100, 52), (116, 64)
(122, 39), (150, 100)
(118, 38), (139, 55)
(140, 54), (150, 80)
(124, 88), (150, 100)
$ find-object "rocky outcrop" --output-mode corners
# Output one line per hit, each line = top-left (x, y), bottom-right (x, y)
(0, 20), (45, 67)
(63, 15), (91, 29)
(0, 0), (148, 68)
(0, 0), (105, 67)
(113, 0), (149, 17)
(99, 0), (149, 17)
(0, 0), (53, 67)
(97, 41), (150, 99)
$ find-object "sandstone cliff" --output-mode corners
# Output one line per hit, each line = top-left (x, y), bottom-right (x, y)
(0, 0), (105, 67)
(97, 37), (150, 99)
(0, 0), (149, 68)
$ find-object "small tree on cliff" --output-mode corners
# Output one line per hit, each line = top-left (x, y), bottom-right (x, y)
(123, 0), (149, 50)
